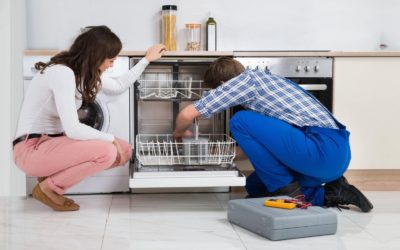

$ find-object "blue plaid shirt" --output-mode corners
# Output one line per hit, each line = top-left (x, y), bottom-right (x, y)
(194, 69), (339, 129)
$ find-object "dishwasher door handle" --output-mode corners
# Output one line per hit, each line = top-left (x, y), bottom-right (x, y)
(298, 84), (328, 91)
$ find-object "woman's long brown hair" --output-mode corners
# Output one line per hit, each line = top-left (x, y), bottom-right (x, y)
(35, 25), (122, 102)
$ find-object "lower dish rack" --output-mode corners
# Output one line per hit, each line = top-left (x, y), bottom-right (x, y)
(136, 134), (236, 166)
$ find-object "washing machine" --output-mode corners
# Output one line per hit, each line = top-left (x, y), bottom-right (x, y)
(23, 56), (131, 194)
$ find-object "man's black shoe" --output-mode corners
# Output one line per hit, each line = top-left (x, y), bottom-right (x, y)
(245, 188), (273, 199)
(324, 176), (373, 212)
(246, 181), (302, 199)
(270, 181), (303, 197)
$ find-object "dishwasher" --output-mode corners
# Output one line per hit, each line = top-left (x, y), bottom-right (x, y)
(129, 56), (246, 191)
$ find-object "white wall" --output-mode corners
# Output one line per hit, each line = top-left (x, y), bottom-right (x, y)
(380, 0), (400, 49)
(0, 0), (26, 196)
(0, 0), (12, 196)
(26, 0), (400, 51)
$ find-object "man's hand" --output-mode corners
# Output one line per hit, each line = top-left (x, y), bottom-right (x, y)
(173, 130), (194, 141)
(235, 146), (248, 160)
(173, 104), (201, 139)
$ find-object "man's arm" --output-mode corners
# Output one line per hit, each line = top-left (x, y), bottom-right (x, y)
(173, 72), (255, 138)
(173, 104), (202, 138)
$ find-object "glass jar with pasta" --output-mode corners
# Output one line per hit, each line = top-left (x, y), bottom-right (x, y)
(162, 5), (177, 51)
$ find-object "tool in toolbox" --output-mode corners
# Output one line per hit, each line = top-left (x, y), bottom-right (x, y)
(264, 196), (312, 210)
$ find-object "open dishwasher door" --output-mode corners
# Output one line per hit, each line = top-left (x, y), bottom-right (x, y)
(129, 56), (246, 190)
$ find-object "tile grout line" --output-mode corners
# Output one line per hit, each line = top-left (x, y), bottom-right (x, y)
(100, 194), (113, 250)
(230, 223), (249, 250)
(340, 212), (383, 242)
(214, 193), (224, 209)
(214, 193), (248, 250)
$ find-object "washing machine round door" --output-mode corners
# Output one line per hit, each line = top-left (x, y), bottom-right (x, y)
(77, 96), (110, 132)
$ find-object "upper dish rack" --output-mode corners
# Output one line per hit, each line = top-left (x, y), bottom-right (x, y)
(137, 73), (209, 100)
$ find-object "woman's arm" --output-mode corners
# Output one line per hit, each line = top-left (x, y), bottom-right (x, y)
(101, 44), (166, 95)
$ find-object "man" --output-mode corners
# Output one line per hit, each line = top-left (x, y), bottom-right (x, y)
(173, 57), (373, 212)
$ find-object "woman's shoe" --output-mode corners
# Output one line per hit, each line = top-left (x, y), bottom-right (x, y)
(32, 184), (80, 212)
(36, 177), (75, 204)
(37, 177), (46, 183)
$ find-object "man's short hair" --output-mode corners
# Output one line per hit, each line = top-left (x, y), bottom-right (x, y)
(204, 57), (245, 89)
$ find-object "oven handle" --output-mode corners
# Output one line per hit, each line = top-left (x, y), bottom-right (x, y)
(298, 84), (327, 91)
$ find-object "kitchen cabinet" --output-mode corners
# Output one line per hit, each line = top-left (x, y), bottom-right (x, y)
(333, 57), (400, 169)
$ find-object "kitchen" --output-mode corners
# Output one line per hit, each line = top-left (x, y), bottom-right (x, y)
(1, 0), (400, 249)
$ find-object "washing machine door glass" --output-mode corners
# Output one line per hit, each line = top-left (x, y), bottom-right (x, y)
(78, 101), (104, 130)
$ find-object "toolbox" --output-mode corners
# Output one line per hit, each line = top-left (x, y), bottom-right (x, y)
(227, 197), (337, 241)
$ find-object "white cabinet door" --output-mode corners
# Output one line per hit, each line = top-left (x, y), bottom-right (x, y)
(334, 57), (400, 169)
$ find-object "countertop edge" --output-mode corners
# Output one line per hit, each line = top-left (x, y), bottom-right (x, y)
(24, 50), (400, 57)
(24, 50), (234, 57)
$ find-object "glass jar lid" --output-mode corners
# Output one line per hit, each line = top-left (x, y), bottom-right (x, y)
(185, 23), (201, 29)
(162, 5), (177, 10)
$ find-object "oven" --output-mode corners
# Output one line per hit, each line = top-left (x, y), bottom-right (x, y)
(129, 56), (246, 191)
(233, 57), (333, 111)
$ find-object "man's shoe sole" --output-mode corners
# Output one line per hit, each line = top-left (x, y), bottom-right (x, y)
(348, 184), (374, 212)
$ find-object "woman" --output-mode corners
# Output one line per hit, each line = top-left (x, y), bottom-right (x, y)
(13, 26), (165, 211)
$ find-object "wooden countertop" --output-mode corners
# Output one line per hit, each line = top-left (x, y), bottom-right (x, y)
(24, 50), (234, 57)
(233, 51), (400, 57)
(24, 50), (400, 57)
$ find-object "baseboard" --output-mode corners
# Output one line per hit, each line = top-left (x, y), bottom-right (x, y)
(239, 170), (400, 191)
(344, 170), (400, 191)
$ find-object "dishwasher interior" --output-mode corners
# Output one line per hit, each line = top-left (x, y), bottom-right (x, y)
(129, 57), (246, 189)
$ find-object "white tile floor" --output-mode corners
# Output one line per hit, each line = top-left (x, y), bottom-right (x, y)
(1, 191), (400, 250)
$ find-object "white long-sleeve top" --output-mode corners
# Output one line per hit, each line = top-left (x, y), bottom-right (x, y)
(15, 58), (149, 142)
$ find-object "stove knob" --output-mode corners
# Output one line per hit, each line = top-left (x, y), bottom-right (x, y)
(314, 65), (320, 72)
(295, 65), (301, 72)
(304, 66), (310, 72)
(265, 65), (270, 71)
(246, 65), (252, 70)
(255, 65), (260, 70)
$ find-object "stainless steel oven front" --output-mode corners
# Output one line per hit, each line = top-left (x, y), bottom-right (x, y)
(129, 57), (245, 191)
(234, 57), (333, 111)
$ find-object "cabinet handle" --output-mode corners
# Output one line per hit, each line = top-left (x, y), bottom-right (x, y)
(298, 84), (327, 91)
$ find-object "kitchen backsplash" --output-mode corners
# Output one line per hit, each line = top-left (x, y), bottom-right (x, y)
(26, 0), (400, 51)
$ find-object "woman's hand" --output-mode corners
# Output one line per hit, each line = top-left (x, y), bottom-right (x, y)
(145, 44), (166, 62)
(112, 139), (128, 166)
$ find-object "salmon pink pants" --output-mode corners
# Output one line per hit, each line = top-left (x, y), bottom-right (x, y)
(13, 135), (132, 195)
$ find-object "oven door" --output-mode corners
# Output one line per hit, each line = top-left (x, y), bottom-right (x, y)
(289, 77), (333, 112)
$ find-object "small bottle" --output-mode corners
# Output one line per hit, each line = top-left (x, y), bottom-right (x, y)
(206, 15), (217, 51)
(162, 5), (177, 51)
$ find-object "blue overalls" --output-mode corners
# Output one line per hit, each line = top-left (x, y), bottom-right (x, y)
(230, 89), (351, 206)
